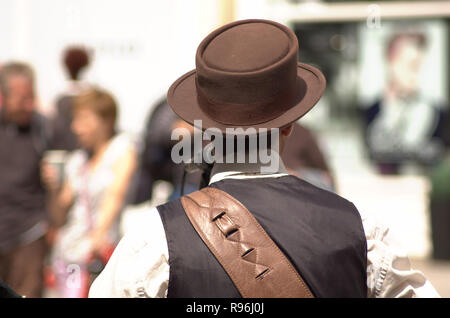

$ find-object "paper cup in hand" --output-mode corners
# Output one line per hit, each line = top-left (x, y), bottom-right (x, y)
(43, 150), (68, 188)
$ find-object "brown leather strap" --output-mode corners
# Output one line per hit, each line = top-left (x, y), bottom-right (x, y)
(180, 187), (314, 298)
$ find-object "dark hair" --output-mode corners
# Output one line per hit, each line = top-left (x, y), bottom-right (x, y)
(386, 33), (427, 60)
(200, 130), (276, 163)
(63, 46), (90, 80)
(0, 62), (34, 97)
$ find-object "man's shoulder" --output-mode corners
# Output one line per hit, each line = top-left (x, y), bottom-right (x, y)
(155, 197), (185, 220)
(289, 174), (355, 205)
(208, 175), (362, 223)
(118, 205), (167, 255)
(219, 174), (357, 209)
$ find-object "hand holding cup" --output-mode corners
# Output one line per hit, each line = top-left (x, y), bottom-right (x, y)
(41, 150), (67, 193)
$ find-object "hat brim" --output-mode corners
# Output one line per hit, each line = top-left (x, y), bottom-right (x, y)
(167, 62), (326, 133)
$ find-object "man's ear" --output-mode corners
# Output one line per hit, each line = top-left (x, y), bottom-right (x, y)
(280, 124), (294, 137)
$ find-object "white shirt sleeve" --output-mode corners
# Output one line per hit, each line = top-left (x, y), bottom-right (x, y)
(89, 201), (441, 298)
(362, 212), (440, 298)
(88, 207), (170, 298)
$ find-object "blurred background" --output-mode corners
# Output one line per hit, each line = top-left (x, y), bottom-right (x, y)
(0, 0), (449, 297)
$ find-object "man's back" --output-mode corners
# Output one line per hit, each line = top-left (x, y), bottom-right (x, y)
(88, 19), (440, 299)
(158, 175), (367, 297)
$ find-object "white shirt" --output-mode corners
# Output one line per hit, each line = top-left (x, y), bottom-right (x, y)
(89, 161), (440, 298)
(52, 133), (136, 265)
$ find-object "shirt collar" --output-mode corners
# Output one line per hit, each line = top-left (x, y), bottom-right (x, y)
(208, 151), (289, 185)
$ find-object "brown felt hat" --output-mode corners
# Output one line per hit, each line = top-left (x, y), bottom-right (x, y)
(167, 19), (326, 133)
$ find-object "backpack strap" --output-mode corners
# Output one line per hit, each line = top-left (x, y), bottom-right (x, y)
(180, 187), (314, 298)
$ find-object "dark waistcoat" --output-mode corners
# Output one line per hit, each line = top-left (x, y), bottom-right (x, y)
(157, 175), (367, 298)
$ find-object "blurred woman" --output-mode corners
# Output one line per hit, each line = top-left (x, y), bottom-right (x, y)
(50, 46), (92, 151)
(41, 88), (137, 297)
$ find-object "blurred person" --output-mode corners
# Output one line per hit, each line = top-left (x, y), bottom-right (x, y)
(133, 98), (201, 205)
(363, 32), (448, 174)
(41, 87), (137, 297)
(43, 47), (92, 255)
(50, 46), (91, 152)
(90, 20), (439, 298)
(0, 62), (51, 298)
(281, 122), (334, 191)
(133, 101), (333, 203)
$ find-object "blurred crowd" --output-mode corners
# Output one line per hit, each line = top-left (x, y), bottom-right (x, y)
(0, 35), (449, 298)
(0, 46), (336, 298)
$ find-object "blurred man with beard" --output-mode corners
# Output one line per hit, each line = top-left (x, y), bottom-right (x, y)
(0, 62), (50, 297)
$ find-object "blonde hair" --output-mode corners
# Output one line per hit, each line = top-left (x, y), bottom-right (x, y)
(74, 87), (118, 133)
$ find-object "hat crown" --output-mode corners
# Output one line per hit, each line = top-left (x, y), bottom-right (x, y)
(202, 22), (291, 73)
(194, 20), (300, 125)
(166, 19), (326, 132)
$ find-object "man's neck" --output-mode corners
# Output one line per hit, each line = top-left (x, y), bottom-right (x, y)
(209, 150), (288, 185)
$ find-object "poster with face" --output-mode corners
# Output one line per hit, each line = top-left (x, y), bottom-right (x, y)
(359, 20), (449, 174)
